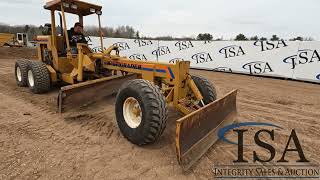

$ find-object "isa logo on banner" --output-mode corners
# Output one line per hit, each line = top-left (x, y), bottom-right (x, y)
(219, 45), (246, 59)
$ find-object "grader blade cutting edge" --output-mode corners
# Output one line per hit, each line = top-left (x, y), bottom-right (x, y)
(176, 90), (238, 171)
(58, 74), (137, 113)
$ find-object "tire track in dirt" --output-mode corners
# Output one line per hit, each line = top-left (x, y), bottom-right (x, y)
(239, 101), (319, 127)
(238, 96), (320, 140)
(239, 98), (320, 119)
(0, 69), (119, 138)
(0, 66), (117, 147)
(0, 92), (122, 179)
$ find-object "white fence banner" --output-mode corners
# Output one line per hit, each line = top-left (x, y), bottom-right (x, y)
(89, 37), (320, 84)
(90, 37), (158, 61)
(291, 41), (320, 83)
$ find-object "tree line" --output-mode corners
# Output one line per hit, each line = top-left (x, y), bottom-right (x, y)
(0, 23), (140, 40)
(232, 34), (314, 41)
(195, 33), (314, 41)
(0, 23), (315, 41)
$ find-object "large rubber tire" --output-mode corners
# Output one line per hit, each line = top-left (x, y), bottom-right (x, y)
(15, 59), (30, 87)
(115, 79), (168, 145)
(192, 75), (217, 105)
(26, 61), (51, 94)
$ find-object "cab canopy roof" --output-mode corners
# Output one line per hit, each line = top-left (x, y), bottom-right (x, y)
(44, 0), (102, 16)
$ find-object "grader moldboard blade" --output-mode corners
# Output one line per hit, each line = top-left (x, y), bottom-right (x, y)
(58, 74), (137, 113)
(176, 90), (238, 171)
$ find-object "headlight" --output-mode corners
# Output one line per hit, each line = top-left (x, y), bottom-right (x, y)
(62, 2), (69, 8)
(71, 4), (77, 9)
(96, 10), (102, 15)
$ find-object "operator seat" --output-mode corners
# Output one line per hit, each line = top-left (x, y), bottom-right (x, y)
(42, 23), (52, 35)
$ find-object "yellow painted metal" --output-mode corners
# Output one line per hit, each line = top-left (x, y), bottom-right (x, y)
(77, 44), (84, 82)
(51, 10), (56, 48)
(177, 104), (193, 115)
(57, 57), (73, 73)
(92, 53), (104, 59)
(36, 1), (239, 171)
(60, 3), (70, 53)
(40, 1), (201, 109)
(36, 36), (50, 41)
(44, 0), (102, 16)
(51, 45), (59, 70)
(0, 33), (14, 47)
(187, 76), (204, 101)
(37, 45), (42, 61)
(62, 73), (74, 84)
(103, 45), (118, 54)
(58, 74), (137, 114)
(46, 65), (57, 82)
(70, 68), (78, 77)
(82, 55), (95, 71)
(165, 88), (174, 103)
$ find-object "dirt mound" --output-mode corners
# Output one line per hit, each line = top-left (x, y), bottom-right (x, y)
(0, 47), (37, 59)
(0, 57), (319, 179)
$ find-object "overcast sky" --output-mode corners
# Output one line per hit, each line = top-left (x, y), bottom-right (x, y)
(0, 0), (319, 40)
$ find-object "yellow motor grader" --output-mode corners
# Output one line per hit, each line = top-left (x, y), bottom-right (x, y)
(14, 0), (238, 170)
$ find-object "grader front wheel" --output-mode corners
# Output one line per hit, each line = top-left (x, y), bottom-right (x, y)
(191, 75), (217, 105)
(115, 79), (168, 145)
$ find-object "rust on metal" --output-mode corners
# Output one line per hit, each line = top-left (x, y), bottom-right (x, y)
(58, 74), (137, 113)
(175, 90), (238, 170)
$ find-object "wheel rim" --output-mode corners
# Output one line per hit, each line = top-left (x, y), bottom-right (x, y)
(123, 97), (142, 128)
(16, 66), (22, 82)
(27, 70), (34, 87)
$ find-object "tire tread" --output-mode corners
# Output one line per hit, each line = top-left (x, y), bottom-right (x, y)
(191, 75), (217, 104)
(15, 59), (30, 87)
(27, 61), (51, 94)
(116, 79), (168, 145)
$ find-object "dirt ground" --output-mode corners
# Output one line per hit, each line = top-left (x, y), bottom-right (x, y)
(0, 48), (319, 180)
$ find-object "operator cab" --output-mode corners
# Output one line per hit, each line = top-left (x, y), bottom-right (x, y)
(42, 0), (103, 56)
(44, 0), (102, 16)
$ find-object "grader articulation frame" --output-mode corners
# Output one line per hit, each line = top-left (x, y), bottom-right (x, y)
(14, 0), (238, 170)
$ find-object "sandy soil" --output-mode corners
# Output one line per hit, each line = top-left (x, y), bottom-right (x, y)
(0, 47), (37, 59)
(0, 48), (319, 179)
